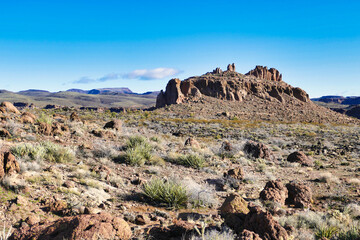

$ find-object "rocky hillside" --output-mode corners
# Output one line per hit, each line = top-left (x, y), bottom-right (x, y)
(156, 64), (358, 124)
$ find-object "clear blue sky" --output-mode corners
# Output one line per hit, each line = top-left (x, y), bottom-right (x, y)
(0, 0), (359, 97)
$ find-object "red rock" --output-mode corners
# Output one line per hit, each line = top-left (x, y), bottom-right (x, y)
(286, 182), (313, 208)
(243, 204), (288, 240)
(237, 229), (262, 240)
(287, 151), (314, 166)
(0, 152), (20, 179)
(260, 180), (288, 205)
(243, 140), (273, 160)
(246, 65), (282, 82)
(9, 212), (132, 240)
(104, 119), (122, 130)
(224, 167), (245, 181)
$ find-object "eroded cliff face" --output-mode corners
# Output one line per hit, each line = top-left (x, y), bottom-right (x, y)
(156, 64), (309, 108)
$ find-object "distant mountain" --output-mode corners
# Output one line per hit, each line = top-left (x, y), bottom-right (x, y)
(312, 95), (360, 120)
(312, 95), (360, 105)
(66, 88), (133, 95)
(18, 89), (51, 96)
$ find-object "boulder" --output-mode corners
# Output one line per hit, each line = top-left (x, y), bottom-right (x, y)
(0, 129), (11, 138)
(259, 180), (288, 205)
(69, 112), (80, 121)
(104, 119), (122, 130)
(243, 141), (273, 160)
(184, 137), (200, 148)
(285, 182), (312, 208)
(156, 78), (185, 108)
(37, 122), (52, 136)
(220, 194), (249, 215)
(287, 151), (313, 166)
(0, 152), (20, 179)
(243, 205), (288, 240)
(0, 102), (20, 114)
(224, 167), (244, 181)
(148, 219), (196, 240)
(9, 212), (132, 240)
(237, 230), (262, 240)
(21, 112), (36, 124)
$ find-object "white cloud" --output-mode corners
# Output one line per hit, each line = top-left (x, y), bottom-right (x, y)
(123, 68), (180, 80)
(72, 68), (180, 84)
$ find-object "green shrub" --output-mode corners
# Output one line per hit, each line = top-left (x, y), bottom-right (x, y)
(338, 227), (360, 240)
(123, 136), (154, 166)
(142, 178), (188, 208)
(11, 143), (45, 161)
(11, 142), (74, 163)
(171, 154), (206, 169)
(315, 226), (338, 239)
(36, 113), (53, 125)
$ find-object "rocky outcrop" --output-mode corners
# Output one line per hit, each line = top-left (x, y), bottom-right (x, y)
(243, 205), (288, 240)
(260, 180), (288, 205)
(0, 152), (20, 179)
(287, 151), (314, 166)
(243, 141), (273, 161)
(237, 230), (262, 240)
(156, 64), (310, 108)
(224, 167), (245, 181)
(104, 119), (122, 130)
(245, 65), (282, 82)
(285, 182), (312, 208)
(10, 212), (132, 240)
(0, 102), (20, 114)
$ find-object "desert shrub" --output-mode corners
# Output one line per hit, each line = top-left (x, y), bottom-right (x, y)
(11, 143), (46, 161)
(181, 179), (218, 208)
(36, 113), (53, 125)
(123, 136), (155, 166)
(11, 142), (74, 163)
(190, 226), (236, 240)
(170, 154), (206, 169)
(315, 226), (338, 239)
(337, 227), (360, 240)
(142, 178), (188, 208)
(41, 141), (74, 163)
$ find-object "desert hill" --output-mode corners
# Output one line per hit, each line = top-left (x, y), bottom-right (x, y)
(155, 64), (358, 124)
(0, 88), (157, 108)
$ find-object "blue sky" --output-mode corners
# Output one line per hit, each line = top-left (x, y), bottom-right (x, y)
(0, 0), (359, 97)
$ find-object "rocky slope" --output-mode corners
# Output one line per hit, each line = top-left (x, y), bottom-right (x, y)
(156, 64), (357, 124)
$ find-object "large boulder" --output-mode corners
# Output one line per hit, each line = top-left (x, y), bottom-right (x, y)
(285, 182), (312, 208)
(243, 205), (288, 240)
(259, 180), (288, 205)
(243, 141), (273, 160)
(0, 102), (20, 114)
(220, 194), (249, 215)
(287, 151), (313, 166)
(104, 119), (122, 131)
(21, 112), (37, 124)
(237, 230), (262, 240)
(9, 212), (132, 240)
(224, 167), (245, 181)
(0, 152), (20, 179)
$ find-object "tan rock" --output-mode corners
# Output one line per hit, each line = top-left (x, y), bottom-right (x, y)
(0, 101), (20, 114)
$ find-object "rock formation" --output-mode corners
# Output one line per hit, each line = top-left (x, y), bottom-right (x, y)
(156, 64), (309, 108)
(245, 65), (282, 81)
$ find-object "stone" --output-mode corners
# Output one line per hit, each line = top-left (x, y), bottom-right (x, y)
(224, 167), (244, 181)
(243, 204), (288, 240)
(148, 220), (196, 240)
(287, 151), (314, 166)
(184, 137), (200, 148)
(0, 129), (11, 138)
(286, 182), (313, 208)
(9, 212), (132, 240)
(69, 112), (80, 121)
(21, 112), (36, 124)
(243, 140), (273, 160)
(212, 67), (223, 74)
(237, 230), (262, 240)
(37, 122), (52, 136)
(220, 194), (249, 215)
(0, 102), (20, 114)
(104, 119), (122, 130)
(0, 152), (20, 179)
(259, 180), (288, 205)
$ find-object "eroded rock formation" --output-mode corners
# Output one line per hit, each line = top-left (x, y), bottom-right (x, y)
(156, 64), (309, 108)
